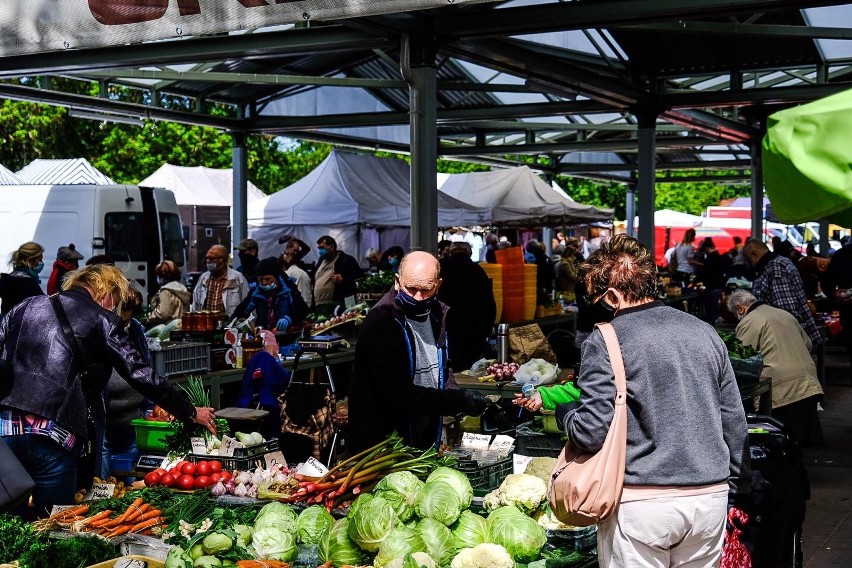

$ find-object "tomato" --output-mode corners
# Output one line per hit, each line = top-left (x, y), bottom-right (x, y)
(210, 473), (222, 483)
(176, 474), (196, 491)
(196, 462), (212, 476)
(209, 461), (222, 474)
(219, 470), (232, 482)
(174, 460), (188, 470)
(143, 471), (162, 487)
(154, 468), (167, 476)
(160, 473), (176, 488)
(180, 462), (197, 476)
(194, 475), (212, 489)
(167, 467), (178, 475)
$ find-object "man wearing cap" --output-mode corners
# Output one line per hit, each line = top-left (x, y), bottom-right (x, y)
(235, 238), (260, 285)
(47, 243), (84, 295)
(191, 245), (249, 316)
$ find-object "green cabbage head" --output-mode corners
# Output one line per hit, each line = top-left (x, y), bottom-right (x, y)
(374, 470), (425, 523)
(347, 493), (398, 552)
(296, 505), (334, 545)
(318, 518), (365, 567)
(450, 510), (489, 550)
(373, 525), (426, 568)
(486, 506), (547, 563)
(415, 480), (463, 526)
(253, 502), (298, 535)
(416, 517), (456, 566)
(425, 467), (473, 508)
(251, 527), (298, 562)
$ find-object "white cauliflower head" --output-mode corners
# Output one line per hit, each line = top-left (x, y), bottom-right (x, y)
(386, 551), (438, 568)
(450, 543), (514, 568)
(524, 457), (558, 487)
(488, 474), (548, 515)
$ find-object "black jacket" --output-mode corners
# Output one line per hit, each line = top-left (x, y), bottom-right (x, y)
(0, 288), (195, 443)
(0, 271), (44, 316)
(316, 251), (362, 303)
(348, 290), (467, 452)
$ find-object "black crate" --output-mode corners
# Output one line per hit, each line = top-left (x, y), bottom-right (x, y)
(516, 434), (565, 458)
(187, 439), (279, 471)
(453, 452), (514, 497)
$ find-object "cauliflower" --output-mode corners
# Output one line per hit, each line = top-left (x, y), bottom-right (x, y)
(533, 505), (570, 530)
(524, 457), (558, 487)
(450, 543), (514, 568)
(482, 474), (547, 515)
(386, 552), (438, 568)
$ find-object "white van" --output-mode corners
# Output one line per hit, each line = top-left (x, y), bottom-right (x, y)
(0, 184), (186, 300)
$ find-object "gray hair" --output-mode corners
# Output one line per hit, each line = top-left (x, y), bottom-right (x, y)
(726, 289), (757, 314)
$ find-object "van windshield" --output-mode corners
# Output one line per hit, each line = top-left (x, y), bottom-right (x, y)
(160, 212), (185, 267)
(105, 212), (145, 261)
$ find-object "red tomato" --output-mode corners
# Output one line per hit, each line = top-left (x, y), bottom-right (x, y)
(154, 468), (167, 476)
(180, 462), (197, 476)
(143, 471), (162, 487)
(219, 470), (232, 482)
(195, 462), (212, 476)
(167, 467), (178, 475)
(209, 461), (223, 474)
(160, 473), (176, 487)
(174, 460), (188, 470)
(176, 474), (196, 491)
(210, 473), (222, 483)
(194, 475), (212, 489)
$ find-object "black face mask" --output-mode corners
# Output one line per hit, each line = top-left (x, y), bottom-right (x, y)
(598, 298), (616, 320)
(396, 289), (437, 318)
(239, 252), (258, 267)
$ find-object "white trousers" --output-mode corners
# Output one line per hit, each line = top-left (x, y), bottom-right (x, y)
(597, 491), (728, 568)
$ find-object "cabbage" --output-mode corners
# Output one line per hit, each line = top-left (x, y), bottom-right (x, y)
(387, 552), (438, 568)
(318, 518), (365, 567)
(296, 505), (334, 545)
(254, 502), (297, 535)
(373, 525), (426, 568)
(374, 471), (425, 523)
(251, 527), (298, 562)
(415, 480), (463, 526)
(201, 532), (233, 555)
(451, 510), (489, 550)
(347, 493), (397, 552)
(233, 524), (253, 548)
(416, 517), (456, 566)
(486, 506), (547, 563)
(425, 467), (473, 508)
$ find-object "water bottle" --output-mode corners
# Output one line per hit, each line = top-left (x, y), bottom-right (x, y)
(496, 323), (509, 363)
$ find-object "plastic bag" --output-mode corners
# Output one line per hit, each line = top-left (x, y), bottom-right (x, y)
(720, 507), (751, 568)
(512, 358), (558, 387)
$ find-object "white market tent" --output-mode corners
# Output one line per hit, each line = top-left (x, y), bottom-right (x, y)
(438, 166), (613, 228)
(634, 208), (703, 228)
(17, 158), (115, 185)
(248, 150), (490, 262)
(139, 164), (266, 206)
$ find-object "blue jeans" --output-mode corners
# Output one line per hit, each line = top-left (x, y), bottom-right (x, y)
(101, 427), (140, 485)
(2, 434), (77, 519)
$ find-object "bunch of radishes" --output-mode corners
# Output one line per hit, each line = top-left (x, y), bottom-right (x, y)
(210, 463), (291, 498)
(487, 362), (520, 380)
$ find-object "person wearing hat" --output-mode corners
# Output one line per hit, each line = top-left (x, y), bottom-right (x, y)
(232, 257), (309, 331)
(47, 243), (84, 295)
(235, 238), (260, 285)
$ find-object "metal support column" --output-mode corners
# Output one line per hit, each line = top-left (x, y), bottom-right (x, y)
(402, 34), (437, 253)
(636, 113), (657, 250)
(819, 220), (830, 257)
(625, 183), (637, 238)
(231, 131), (248, 260)
(750, 141), (763, 240)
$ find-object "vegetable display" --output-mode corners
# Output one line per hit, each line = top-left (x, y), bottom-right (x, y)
(483, 473), (548, 514)
(718, 331), (759, 359)
(487, 505), (548, 563)
(414, 481), (463, 526)
(450, 510), (489, 551)
(416, 517), (456, 566)
(296, 505), (335, 545)
(318, 518), (365, 567)
(373, 526), (426, 568)
(163, 376), (230, 457)
(373, 471), (424, 523)
(424, 467), (474, 509)
(347, 493), (397, 552)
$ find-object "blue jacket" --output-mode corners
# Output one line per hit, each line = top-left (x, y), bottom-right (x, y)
(236, 351), (291, 408)
(233, 275), (309, 330)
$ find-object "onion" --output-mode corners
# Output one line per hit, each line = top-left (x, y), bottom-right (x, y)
(247, 484), (258, 498)
(210, 481), (227, 497)
(223, 479), (236, 493)
(233, 482), (248, 497)
(236, 471), (252, 485)
(251, 468), (265, 486)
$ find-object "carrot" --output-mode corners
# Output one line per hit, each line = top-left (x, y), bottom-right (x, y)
(105, 524), (134, 538)
(236, 560), (292, 568)
(51, 504), (89, 520)
(130, 509), (162, 524)
(129, 516), (165, 533)
(83, 510), (112, 524)
(123, 502), (151, 524)
(115, 497), (144, 524)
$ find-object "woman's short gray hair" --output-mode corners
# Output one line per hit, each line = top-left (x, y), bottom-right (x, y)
(726, 289), (757, 314)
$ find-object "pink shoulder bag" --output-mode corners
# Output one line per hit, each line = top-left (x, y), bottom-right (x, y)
(549, 322), (627, 527)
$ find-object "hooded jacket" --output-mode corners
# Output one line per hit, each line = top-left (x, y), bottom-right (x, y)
(348, 289), (467, 452)
(148, 280), (191, 324)
(47, 259), (77, 295)
(0, 288), (195, 443)
(232, 275), (309, 329)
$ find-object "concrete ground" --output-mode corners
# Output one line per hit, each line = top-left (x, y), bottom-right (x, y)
(800, 347), (852, 567)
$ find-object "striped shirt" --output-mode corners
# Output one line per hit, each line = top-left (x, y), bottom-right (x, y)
(0, 408), (79, 453)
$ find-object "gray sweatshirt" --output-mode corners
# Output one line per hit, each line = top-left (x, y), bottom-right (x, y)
(565, 301), (751, 495)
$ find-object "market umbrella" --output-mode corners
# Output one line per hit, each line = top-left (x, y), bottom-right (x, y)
(762, 88), (852, 227)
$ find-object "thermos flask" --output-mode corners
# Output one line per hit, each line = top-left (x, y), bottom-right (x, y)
(496, 323), (509, 363)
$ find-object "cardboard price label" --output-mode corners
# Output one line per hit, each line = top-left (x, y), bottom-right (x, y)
(218, 435), (244, 457)
(190, 437), (208, 455)
(85, 483), (116, 501)
(489, 434), (515, 454)
(49, 504), (77, 517)
(295, 456), (329, 477)
(513, 454), (534, 475)
(461, 432), (491, 450)
(264, 451), (287, 470)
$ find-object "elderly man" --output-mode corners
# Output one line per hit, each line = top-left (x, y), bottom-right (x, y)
(281, 239), (313, 308)
(742, 238), (822, 347)
(727, 290), (824, 447)
(348, 251), (488, 452)
(191, 244), (249, 316)
(313, 235), (361, 307)
(438, 242), (496, 371)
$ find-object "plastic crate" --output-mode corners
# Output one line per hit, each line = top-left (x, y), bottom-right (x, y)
(187, 438), (280, 471)
(151, 342), (211, 377)
(130, 419), (176, 451)
(516, 433), (565, 458)
(453, 452), (514, 497)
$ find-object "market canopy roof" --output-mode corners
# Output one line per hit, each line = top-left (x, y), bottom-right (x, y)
(438, 165), (613, 227)
(17, 158), (115, 185)
(0, 164), (23, 185)
(763, 87), (852, 228)
(139, 164), (266, 206)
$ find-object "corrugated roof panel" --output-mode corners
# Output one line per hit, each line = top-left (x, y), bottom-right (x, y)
(16, 158), (115, 185)
(0, 164), (24, 185)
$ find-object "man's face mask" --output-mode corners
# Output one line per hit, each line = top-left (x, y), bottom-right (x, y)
(396, 288), (437, 317)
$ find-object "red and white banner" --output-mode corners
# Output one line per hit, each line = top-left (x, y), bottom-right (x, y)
(0, 0), (496, 57)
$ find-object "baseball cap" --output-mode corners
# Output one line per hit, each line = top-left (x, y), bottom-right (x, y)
(234, 238), (258, 252)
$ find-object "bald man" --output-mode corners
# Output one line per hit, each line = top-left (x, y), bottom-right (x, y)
(191, 244), (249, 315)
(349, 251), (488, 451)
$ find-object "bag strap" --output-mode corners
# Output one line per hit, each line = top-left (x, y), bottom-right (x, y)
(595, 322), (627, 397)
(50, 294), (88, 370)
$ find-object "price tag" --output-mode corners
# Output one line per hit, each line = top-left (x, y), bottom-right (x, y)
(344, 295), (356, 309)
(295, 456), (329, 477)
(219, 435), (243, 457)
(264, 451), (287, 470)
(50, 504), (77, 517)
(190, 437), (207, 455)
(513, 454), (534, 474)
(114, 559), (148, 568)
(489, 434), (515, 454)
(460, 432), (491, 450)
(85, 483), (116, 501)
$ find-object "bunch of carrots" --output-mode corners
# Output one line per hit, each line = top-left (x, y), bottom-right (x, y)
(283, 433), (453, 511)
(49, 497), (166, 537)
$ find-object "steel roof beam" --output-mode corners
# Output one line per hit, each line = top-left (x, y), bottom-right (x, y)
(660, 109), (756, 143)
(556, 159), (749, 173)
(616, 21), (852, 39)
(658, 81), (852, 108)
(440, 136), (714, 156)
